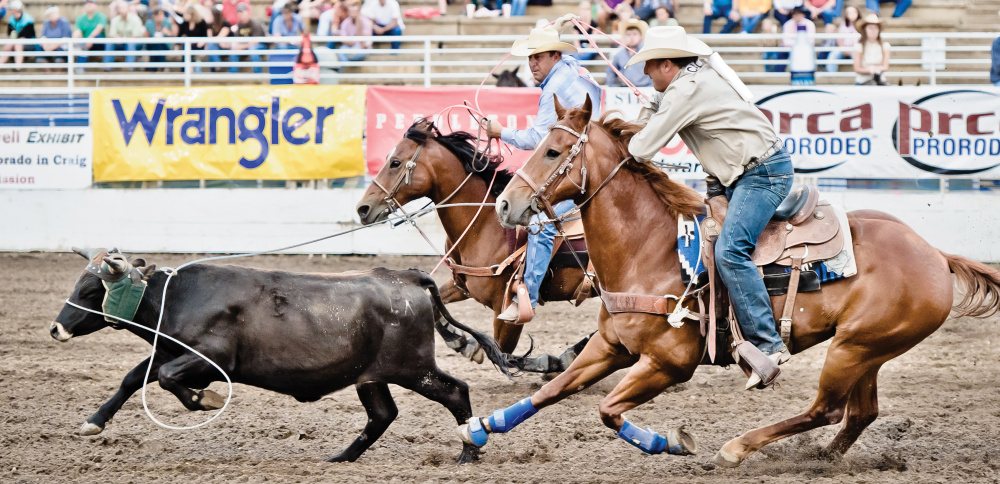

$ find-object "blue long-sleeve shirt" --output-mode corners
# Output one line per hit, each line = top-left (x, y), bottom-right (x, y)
(606, 43), (653, 88)
(991, 37), (1000, 84)
(500, 55), (603, 151)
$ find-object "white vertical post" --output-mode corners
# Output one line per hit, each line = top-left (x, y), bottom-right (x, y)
(424, 39), (431, 87)
(67, 41), (75, 89)
(184, 40), (192, 87)
(928, 35), (936, 86)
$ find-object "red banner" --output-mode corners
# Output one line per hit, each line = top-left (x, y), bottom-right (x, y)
(365, 86), (542, 176)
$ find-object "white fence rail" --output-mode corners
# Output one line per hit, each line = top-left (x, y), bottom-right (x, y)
(0, 32), (995, 87)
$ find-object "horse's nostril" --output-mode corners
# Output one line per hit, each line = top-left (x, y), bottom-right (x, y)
(357, 205), (370, 219)
(499, 200), (509, 216)
(50, 325), (60, 339)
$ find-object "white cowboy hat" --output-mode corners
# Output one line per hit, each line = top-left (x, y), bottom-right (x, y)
(618, 18), (649, 39)
(854, 13), (887, 32)
(510, 27), (578, 56)
(625, 26), (713, 68)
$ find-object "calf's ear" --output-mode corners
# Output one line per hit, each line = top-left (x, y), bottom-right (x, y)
(140, 265), (157, 281)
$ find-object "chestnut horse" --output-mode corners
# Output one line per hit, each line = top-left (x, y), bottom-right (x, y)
(488, 96), (1000, 466)
(355, 121), (594, 371)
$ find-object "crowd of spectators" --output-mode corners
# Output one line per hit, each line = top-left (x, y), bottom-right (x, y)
(0, 0), (408, 72)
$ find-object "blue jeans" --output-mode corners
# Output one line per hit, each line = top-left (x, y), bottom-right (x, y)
(375, 23), (402, 49)
(571, 52), (596, 61)
(146, 42), (168, 64)
(995, 81), (1000, 87)
(740, 11), (765, 33)
(825, 49), (848, 72)
(243, 43), (266, 73)
(634, 3), (672, 20)
(716, 150), (793, 355)
(866, 0), (911, 17)
(764, 51), (787, 73)
(208, 42), (238, 73)
(510, 0), (527, 16)
(521, 200), (576, 307)
(337, 45), (370, 64)
(703, 4), (738, 34)
(105, 42), (137, 66)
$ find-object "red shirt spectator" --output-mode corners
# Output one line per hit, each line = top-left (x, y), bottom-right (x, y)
(221, 0), (250, 26)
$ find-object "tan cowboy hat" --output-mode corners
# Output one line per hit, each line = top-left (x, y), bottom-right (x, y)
(626, 26), (712, 68)
(855, 13), (887, 32)
(510, 27), (578, 56)
(618, 18), (649, 39)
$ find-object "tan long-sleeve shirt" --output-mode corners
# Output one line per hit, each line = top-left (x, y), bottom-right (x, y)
(627, 59), (778, 187)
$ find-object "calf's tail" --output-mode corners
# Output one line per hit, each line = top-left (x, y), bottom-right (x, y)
(943, 251), (1000, 318)
(419, 274), (513, 379)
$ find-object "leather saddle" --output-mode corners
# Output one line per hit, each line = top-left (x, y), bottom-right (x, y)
(700, 181), (845, 366)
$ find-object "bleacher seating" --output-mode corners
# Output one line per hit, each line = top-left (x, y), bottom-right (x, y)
(2, 0), (997, 87)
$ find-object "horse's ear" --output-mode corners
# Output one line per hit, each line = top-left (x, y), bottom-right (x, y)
(414, 118), (433, 131)
(581, 94), (593, 124)
(493, 73), (501, 79)
(553, 95), (567, 119)
(512, 66), (519, 74)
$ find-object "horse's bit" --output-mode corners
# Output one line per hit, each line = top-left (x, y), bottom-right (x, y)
(371, 144), (423, 214)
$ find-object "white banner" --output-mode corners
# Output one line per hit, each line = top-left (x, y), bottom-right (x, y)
(603, 86), (1000, 179)
(0, 128), (93, 189)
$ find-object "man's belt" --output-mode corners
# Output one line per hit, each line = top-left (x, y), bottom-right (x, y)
(743, 138), (783, 173)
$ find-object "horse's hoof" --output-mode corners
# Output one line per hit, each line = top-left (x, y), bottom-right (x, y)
(326, 452), (356, 463)
(80, 422), (104, 436)
(712, 448), (743, 468)
(470, 345), (485, 364)
(197, 390), (226, 410)
(667, 426), (698, 455)
(455, 444), (480, 464)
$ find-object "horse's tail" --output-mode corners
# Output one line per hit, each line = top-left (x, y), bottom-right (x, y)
(418, 273), (513, 379)
(942, 251), (1000, 318)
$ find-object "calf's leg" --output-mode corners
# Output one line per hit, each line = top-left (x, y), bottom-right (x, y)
(81, 356), (162, 435)
(394, 369), (480, 464)
(328, 381), (398, 463)
(157, 354), (227, 411)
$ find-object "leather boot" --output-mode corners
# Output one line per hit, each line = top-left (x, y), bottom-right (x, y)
(745, 349), (790, 390)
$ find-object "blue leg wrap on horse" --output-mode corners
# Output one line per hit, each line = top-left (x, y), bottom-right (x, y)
(617, 421), (667, 454)
(487, 398), (538, 433)
(467, 415), (489, 446)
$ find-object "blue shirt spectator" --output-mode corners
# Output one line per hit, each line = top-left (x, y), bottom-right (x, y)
(866, 0), (910, 18)
(703, 0), (739, 34)
(991, 37), (1000, 86)
(500, 54), (603, 150)
(271, 4), (304, 48)
(42, 12), (73, 39)
(607, 43), (653, 88)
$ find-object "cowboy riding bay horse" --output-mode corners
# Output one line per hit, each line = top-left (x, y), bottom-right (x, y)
(483, 95), (1000, 465)
(355, 120), (596, 373)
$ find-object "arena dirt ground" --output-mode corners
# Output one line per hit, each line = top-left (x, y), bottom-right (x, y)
(2, 252), (999, 483)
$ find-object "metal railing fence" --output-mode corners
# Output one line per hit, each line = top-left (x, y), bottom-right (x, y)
(0, 32), (995, 87)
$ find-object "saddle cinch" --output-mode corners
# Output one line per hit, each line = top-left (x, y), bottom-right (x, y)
(700, 180), (844, 366)
(446, 216), (596, 325)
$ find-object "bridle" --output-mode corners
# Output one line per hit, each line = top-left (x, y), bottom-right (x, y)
(370, 144), (424, 215)
(513, 122), (630, 221)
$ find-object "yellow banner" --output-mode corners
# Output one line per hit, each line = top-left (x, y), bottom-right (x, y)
(91, 86), (366, 181)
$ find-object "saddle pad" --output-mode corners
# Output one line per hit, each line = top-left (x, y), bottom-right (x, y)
(679, 215), (707, 286)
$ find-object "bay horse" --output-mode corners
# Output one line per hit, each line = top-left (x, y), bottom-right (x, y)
(477, 95), (1000, 465)
(355, 120), (594, 372)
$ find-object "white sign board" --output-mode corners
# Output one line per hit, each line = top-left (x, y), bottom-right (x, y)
(603, 86), (1000, 179)
(0, 128), (93, 189)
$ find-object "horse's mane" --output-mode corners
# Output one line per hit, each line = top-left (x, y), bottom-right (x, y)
(404, 119), (514, 198)
(586, 111), (705, 219)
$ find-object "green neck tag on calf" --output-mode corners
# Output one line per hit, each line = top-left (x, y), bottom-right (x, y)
(101, 271), (147, 323)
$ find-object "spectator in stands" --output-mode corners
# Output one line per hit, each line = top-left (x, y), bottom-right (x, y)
(825, 3), (857, 72)
(782, 6), (814, 47)
(760, 16), (785, 72)
(298, 0), (332, 23)
(606, 18), (651, 87)
(231, 3), (267, 73)
(853, 13), (889, 85)
(0, 0), (34, 70)
(597, 0), (634, 32)
(145, 7), (176, 69)
(508, 0), (528, 16)
(108, 0), (147, 70)
(773, 0), (803, 24)
(805, 0), (839, 25)
(816, 22), (836, 65)
(221, 0), (250, 25)
(178, 4), (209, 72)
(38, 6), (73, 71)
(648, 5), (677, 27)
(866, 0), (909, 18)
(992, 34), (1000, 87)
(318, 0), (350, 47)
(272, 3), (304, 47)
(613, 2), (634, 30)
(208, 4), (235, 72)
(635, 0), (677, 22)
(0, 0), (8, 23)
(73, 0), (108, 71)
(739, 0), (771, 33)
(703, 0), (740, 34)
(336, 1), (373, 69)
(570, 1), (599, 60)
(361, 0), (404, 50)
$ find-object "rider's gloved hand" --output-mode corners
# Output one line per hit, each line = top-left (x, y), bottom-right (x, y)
(552, 13), (581, 34)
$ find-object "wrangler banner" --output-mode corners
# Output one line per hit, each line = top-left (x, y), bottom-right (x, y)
(365, 86), (542, 176)
(605, 86), (1000, 179)
(91, 86), (366, 181)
